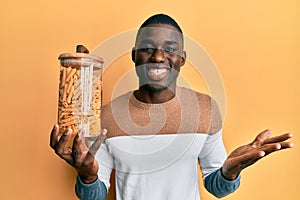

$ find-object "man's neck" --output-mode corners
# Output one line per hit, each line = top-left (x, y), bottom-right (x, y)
(134, 85), (176, 104)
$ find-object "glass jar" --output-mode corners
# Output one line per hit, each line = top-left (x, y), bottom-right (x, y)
(57, 53), (104, 145)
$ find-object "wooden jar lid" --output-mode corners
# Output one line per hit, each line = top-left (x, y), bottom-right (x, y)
(58, 53), (104, 68)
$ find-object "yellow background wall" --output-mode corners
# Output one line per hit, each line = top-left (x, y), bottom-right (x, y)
(0, 0), (299, 199)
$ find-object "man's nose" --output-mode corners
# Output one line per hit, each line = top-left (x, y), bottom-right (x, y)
(151, 49), (166, 63)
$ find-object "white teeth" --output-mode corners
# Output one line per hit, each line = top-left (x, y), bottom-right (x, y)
(150, 68), (167, 75)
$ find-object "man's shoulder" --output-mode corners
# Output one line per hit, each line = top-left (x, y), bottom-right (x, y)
(177, 87), (213, 104)
(177, 87), (222, 134)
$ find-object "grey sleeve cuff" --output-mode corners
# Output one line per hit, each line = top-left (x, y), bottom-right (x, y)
(204, 168), (241, 198)
(75, 175), (107, 200)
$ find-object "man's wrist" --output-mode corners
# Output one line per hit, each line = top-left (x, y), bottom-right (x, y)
(78, 174), (98, 184)
(221, 167), (239, 181)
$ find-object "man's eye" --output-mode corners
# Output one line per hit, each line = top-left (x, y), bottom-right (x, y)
(163, 47), (177, 53)
(139, 47), (155, 52)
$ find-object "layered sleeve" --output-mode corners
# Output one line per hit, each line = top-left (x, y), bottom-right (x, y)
(75, 142), (114, 199)
(198, 129), (240, 198)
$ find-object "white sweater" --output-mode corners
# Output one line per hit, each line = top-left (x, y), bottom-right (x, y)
(76, 87), (240, 200)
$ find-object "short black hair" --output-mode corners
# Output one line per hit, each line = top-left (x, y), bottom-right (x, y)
(135, 14), (184, 46)
(139, 14), (183, 34)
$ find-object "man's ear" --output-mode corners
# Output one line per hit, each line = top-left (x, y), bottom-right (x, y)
(180, 50), (186, 66)
(131, 47), (136, 63)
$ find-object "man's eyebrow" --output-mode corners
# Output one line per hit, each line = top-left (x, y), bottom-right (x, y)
(139, 40), (178, 45)
(165, 41), (177, 45)
(140, 39), (154, 44)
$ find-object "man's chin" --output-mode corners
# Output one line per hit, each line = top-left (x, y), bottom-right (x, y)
(143, 83), (169, 92)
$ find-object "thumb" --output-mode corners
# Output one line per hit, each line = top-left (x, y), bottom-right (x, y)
(251, 129), (272, 147)
(89, 129), (107, 156)
(76, 45), (89, 53)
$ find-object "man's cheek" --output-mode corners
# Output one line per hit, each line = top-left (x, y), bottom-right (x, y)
(135, 67), (147, 79)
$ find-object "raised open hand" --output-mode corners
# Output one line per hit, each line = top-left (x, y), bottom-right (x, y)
(222, 129), (294, 180)
(50, 124), (107, 183)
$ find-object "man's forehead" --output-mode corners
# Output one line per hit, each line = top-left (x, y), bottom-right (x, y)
(139, 38), (178, 45)
(136, 25), (183, 44)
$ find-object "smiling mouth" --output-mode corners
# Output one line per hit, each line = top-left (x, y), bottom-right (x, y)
(149, 68), (168, 75)
(147, 67), (170, 81)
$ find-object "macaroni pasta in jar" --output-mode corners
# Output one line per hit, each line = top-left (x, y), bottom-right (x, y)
(58, 52), (104, 146)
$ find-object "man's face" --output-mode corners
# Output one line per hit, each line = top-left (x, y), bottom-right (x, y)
(132, 24), (186, 92)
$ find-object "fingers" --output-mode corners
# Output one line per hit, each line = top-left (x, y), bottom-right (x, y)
(224, 130), (294, 179)
(50, 124), (59, 149)
(54, 127), (73, 156)
(50, 125), (74, 164)
(264, 133), (293, 145)
(72, 129), (88, 159)
(279, 141), (294, 149)
(231, 143), (281, 168)
(260, 141), (293, 154)
(224, 150), (265, 177)
(72, 128), (107, 158)
(238, 150), (265, 166)
(251, 129), (272, 148)
(89, 129), (107, 156)
(249, 142), (292, 162)
(258, 143), (281, 156)
(241, 137), (293, 166)
(252, 130), (294, 150)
